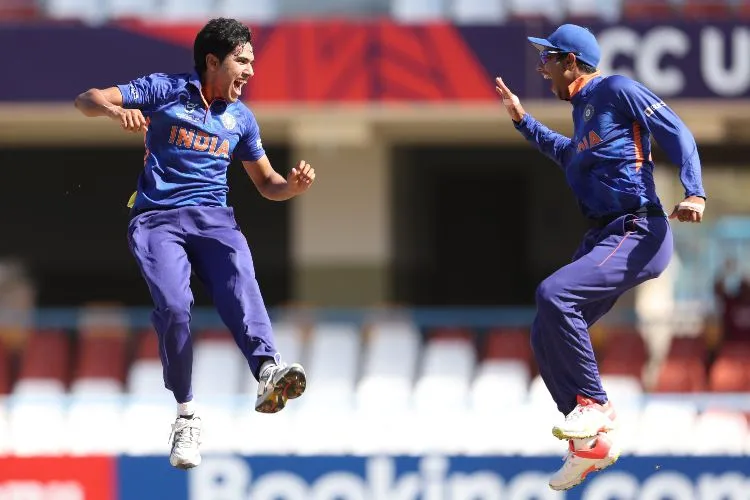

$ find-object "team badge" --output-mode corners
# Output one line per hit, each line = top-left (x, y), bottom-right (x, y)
(220, 112), (237, 130)
(583, 104), (595, 122)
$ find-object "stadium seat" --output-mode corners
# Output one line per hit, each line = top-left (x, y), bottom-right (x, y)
(634, 401), (698, 455)
(0, 404), (7, 455)
(45, 0), (104, 22)
(667, 336), (708, 362)
(127, 328), (165, 397)
(407, 335), (477, 454)
(157, 0), (213, 21)
(0, 340), (9, 396)
(391, 0), (444, 21)
(234, 408), (298, 455)
(708, 355), (749, 392)
(292, 323), (361, 453)
(106, 0), (157, 19)
(121, 400), (177, 455)
(71, 335), (127, 394)
(66, 399), (125, 455)
(413, 335), (476, 413)
(355, 320), (420, 414)
(506, 0), (565, 21)
(681, 0), (732, 19)
(654, 358), (706, 393)
(450, 0), (506, 23)
(8, 398), (68, 455)
(621, 0), (676, 19)
(0, 0), (40, 20)
(216, 0), (277, 21)
(601, 374), (643, 411)
(191, 333), (245, 400)
(134, 327), (160, 361)
(470, 359), (530, 410)
(427, 326), (475, 343)
(563, 0), (623, 22)
(692, 409), (748, 455)
(14, 330), (70, 395)
(599, 327), (648, 380)
(296, 322), (360, 413)
(484, 327), (533, 366)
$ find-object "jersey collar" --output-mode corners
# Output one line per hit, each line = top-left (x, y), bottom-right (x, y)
(569, 71), (602, 100)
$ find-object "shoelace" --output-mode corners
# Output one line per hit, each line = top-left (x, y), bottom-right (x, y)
(565, 405), (592, 422)
(257, 363), (287, 396)
(169, 417), (201, 448)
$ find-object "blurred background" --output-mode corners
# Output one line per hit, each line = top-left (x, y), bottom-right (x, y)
(1, 0), (750, 499)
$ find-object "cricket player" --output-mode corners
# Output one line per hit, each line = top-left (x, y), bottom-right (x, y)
(494, 24), (706, 490)
(74, 18), (314, 469)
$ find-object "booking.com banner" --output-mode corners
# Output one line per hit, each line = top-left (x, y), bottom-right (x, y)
(2, 455), (750, 499)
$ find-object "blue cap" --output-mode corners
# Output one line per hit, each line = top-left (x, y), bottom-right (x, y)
(528, 24), (600, 68)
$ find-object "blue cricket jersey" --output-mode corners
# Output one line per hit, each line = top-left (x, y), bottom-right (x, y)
(514, 72), (706, 220)
(117, 72), (265, 213)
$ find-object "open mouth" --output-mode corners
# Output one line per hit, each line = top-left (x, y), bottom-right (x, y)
(232, 79), (246, 96)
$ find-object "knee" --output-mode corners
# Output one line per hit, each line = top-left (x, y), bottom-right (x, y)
(156, 301), (191, 325)
(535, 276), (565, 311)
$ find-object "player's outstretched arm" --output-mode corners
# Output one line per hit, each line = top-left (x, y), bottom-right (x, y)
(496, 76), (574, 169)
(74, 87), (148, 133)
(495, 77), (526, 123)
(242, 157), (315, 201)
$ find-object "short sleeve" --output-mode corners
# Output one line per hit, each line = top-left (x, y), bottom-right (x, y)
(116, 73), (175, 114)
(234, 110), (266, 162)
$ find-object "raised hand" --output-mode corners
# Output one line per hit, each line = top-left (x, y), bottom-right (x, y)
(495, 77), (526, 123)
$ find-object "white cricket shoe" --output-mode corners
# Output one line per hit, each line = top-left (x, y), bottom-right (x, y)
(552, 395), (617, 440)
(549, 432), (620, 491)
(169, 415), (202, 469)
(255, 362), (307, 414)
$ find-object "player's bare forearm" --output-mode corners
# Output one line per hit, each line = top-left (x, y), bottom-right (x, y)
(244, 158), (315, 201)
(257, 174), (299, 201)
(75, 87), (147, 132)
(74, 88), (121, 118)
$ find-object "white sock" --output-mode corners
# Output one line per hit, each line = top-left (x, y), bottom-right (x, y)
(177, 401), (196, 417)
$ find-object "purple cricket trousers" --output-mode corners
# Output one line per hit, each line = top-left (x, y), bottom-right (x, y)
(127, 206), (278, 403)
(531, 214), (673, 415)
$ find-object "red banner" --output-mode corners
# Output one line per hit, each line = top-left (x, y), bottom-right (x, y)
(0, 456), (115, 500)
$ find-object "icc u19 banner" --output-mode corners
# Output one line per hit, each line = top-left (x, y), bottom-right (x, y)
(2, 21), (748, 102)
(118, 454), (750, 500)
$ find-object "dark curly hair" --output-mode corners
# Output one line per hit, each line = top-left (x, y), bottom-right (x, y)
(194, 18), (252, 76)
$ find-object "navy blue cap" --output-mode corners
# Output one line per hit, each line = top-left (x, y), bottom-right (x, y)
(528, 24), (600, 68)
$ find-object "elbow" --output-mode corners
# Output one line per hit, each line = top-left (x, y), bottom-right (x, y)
(74, 89), (91, 113)
(74, 88), (100, 116)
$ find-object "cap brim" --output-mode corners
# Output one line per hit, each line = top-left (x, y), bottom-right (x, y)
(527, 37), (559, 52)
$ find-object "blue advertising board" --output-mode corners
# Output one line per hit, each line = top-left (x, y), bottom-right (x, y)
(118, 454), (750, 499)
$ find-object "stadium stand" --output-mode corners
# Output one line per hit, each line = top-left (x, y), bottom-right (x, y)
(0, 317), (749, 455)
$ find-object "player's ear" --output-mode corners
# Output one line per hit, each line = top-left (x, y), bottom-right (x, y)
(565, 53), (577, 71)
(206, 54), (220, 72)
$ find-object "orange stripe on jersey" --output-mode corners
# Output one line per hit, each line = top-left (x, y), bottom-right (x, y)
(143, 117), (151, 166)
(633, 122), (644, 171)
(568, 71), (602, 98)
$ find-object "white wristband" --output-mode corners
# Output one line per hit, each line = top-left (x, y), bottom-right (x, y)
(678, 201), (705, 214)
